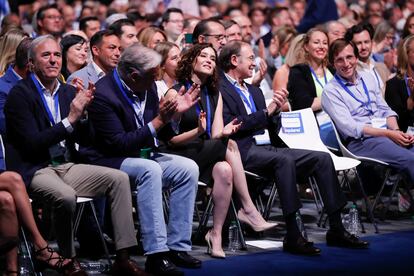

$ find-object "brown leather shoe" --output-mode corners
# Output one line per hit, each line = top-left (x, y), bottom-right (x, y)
(63, 259), (87, 276)
(112, 259), (148, 276)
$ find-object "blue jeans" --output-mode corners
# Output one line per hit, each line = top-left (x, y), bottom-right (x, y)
(120, 152), (199, 254)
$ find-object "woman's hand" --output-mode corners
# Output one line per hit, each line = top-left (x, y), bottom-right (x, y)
(222, 118), (242, 137)
(198, 111), (206, 134)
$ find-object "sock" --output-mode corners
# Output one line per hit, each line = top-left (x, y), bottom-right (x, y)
(329, 209), (345, 232)
(285, 212), (301, 242)
(116, 248), (129, 262)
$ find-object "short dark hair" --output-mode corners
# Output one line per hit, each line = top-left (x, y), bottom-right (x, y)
(90, 29), (116, 55)
(161, 8), (183, 24)
(108, 18), (135, 37)
(37, 4), (61, 21)
(15, 37), (33, 69)
(344, 22), (374, 42)
(79, 16), (99, 33)
(329, 38), (359, 65)
(218, 40), (247, 72)
(127, 11), (146, 22)
(192, 18), (223, 44)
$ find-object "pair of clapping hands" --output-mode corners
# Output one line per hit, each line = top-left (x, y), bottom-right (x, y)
(267, 88), (289, 115)
(68, 78), (95, 125)
(163, 84), (242, 137)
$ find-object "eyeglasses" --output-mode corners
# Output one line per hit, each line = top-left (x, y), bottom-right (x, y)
(236, 54), (255, 62)
(204, 34), (226, 42)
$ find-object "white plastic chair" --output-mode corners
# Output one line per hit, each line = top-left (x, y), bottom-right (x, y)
(278, 108), (378, 233)
(330, 118), (404, 224)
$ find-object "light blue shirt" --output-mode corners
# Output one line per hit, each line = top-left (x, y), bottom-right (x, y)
(321, 70), (397, 140)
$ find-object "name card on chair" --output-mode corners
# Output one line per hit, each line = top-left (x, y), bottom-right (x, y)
(281, 112), (304, 134)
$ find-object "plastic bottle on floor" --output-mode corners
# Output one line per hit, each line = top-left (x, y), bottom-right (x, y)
(348, 204), (360, 236)
(81, 261), (108, 274)
(228, 221), (240, 252)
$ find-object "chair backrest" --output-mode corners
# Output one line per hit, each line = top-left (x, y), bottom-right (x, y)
(278, 108), (360, 171)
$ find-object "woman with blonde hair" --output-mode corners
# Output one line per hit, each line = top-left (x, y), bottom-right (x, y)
(137, 26), (167, 49)
(154, 41), (180, 98)
(385, 35), (414, 131)
(0, 28), (28, 76)
(287, 27), (333, 111)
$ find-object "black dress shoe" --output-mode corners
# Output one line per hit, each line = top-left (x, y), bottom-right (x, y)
(0, 237), (18, 255)
(326, 230), (369, 249)
(112, 259), (148, 276)
(145, 254), (184, 276)
(168, 250), (202, 269)
(283, 236), (321, 256)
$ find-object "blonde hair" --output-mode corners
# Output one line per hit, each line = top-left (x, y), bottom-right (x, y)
(397, 34), (414, 79)
(284, 33), (306, 67)
(137, 26), (167, 49)
(0, 28), (28, 75)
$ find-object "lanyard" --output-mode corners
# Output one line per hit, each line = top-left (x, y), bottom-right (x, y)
(186, 82), (211, 137)
(232, 82), (257, 113)
(334, 74), (373, 115)
(309, 66), (327, 90)
(405, 74), (412, 97)
(113, 69), (146, 127)
(372, 68), (381, 89)
(31, 73), (59, 125)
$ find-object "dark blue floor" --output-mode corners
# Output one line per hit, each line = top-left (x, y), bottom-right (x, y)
(184, 230), (414, 275)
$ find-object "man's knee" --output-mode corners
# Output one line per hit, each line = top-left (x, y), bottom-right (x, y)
(54, 190), (77, 213)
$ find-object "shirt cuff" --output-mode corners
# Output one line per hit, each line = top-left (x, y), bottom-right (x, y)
(147, 122), (157, 138)
(62, 118), (74, 133)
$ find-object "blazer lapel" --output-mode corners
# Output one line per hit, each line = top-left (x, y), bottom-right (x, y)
(221, 77), (249, 116)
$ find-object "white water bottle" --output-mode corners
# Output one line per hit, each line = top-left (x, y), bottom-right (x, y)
(228, 221), (240, 252)
(348, 204), (360, 236)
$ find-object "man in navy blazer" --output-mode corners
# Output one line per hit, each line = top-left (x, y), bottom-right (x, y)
(0, 38), (32, 135)
(86, 43), (202, 275)
(218, 41), (369, 256)
(4, 35), (144, 275)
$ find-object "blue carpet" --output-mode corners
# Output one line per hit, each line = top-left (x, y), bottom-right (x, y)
(184, 231), (414, 275)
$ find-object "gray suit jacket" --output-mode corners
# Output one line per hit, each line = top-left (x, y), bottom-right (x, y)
(67, 62), (100, 89)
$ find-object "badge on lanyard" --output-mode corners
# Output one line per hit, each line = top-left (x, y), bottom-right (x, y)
(371, 117), (387, 129)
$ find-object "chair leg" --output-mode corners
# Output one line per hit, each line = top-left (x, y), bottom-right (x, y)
(263, 182), (278, 220)
(195, 195), (213, 241)
(380, 175), (400, 220)
(73, 203), (85, 234)
(20, 227), (42, 276)
(89, 202), (112, 268)
(230, 199), (247, 250)
(372, 169), (391, 214)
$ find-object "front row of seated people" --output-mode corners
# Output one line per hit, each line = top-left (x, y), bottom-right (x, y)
(1, 35), (369, 276)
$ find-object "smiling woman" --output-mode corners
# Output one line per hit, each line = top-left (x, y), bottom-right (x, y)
(60, 34), (88, 80)
(287, 27), (333, 111)
(162, 43), (276, 258)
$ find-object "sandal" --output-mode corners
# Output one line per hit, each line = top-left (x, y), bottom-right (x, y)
(34, 245), (71, 272)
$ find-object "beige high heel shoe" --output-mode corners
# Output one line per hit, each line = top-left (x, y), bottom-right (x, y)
(237, 209), (278, 232)
(205, 230), (226, 259)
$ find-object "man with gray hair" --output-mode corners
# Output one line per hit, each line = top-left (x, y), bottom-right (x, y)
(85, 43), (202, 275)
(4, 35), (145, 275)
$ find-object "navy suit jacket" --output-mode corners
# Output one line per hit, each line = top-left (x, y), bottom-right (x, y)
(219, 75), (280, 161)
(4, 77), (85, 186)
(85, 70), (175, 169)
(0, 66), (21, 134)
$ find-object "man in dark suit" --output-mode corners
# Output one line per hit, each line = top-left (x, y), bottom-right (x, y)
(4, 35), (144, 275)
(0, 37), (32, 135)
(85, 43), (201, 275)
(218, 41), (369, 255)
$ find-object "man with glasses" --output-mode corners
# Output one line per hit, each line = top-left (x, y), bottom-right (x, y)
(193, 18), (227, 53)
(219, 41), (369, 256)
(35, 4), (64, 38)
(161, 8), (185, 43)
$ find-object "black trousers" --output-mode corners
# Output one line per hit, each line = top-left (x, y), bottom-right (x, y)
(243, 144), (346, 217)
